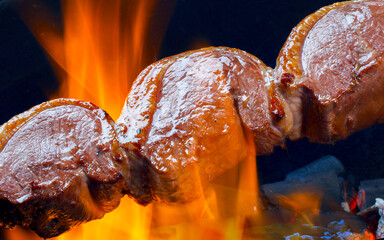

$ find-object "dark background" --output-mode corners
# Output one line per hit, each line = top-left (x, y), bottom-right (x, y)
(1, 0), (384, 185)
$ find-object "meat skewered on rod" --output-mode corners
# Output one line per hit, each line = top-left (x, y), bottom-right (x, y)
(277, 0), (384, 142)
(1, 0), (384, 238)
(116, 47), (286, 204)
(0, 99), (129, 238)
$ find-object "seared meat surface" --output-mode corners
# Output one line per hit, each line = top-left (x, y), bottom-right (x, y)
(2, 0), (384, 238)
(117, 47), (285, 203)
(277, 0), (384, 142)
(0, 99), (128, 238)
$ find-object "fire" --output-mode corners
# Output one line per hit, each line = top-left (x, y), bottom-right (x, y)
(22, 0), (158, 120)
(11, 0), (156, 239)
(38, 0), (156, 239)
(148, 131), (260, 239)
(7, 1), (377, 239)
(276, 192), (321, 225)
(277, 192), (321, 214)
(9, 1), (262, 239)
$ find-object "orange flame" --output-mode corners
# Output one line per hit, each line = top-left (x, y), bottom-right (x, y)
(9, 0), (157, 239)
(8, 1), (375, 239)
(11, 1), (263, 240)
(48, 0), (156, 239)
(23, 0), (158, 120)
(276, 192), (321, 227)
(148, 130), (260, 239)
(277, 192), (321, 216)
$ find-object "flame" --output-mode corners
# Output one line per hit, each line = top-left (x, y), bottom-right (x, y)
(11, 0), (157, 239)
(277, 192), (321, 215)
(56, 197), (152, 240)
(24, 0), (158, 120)
(8, 1), (376, 239)
(148, 130), (260, 239)
(276, 192), (321, 225)
(11, 1), (263, 240)
(49, 0), (156, 239)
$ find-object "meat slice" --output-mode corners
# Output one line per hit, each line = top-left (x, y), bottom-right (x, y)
(0, 99), (128, 238)
(276, 0), (384, 142)
(117, 47), (285, 204)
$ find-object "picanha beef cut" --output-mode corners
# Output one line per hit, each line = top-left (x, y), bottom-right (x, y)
(1, 0), (384, 238)
(277, 0), (384, 142)
(0, 99), (129, 238)
(116, 47), (286, 204)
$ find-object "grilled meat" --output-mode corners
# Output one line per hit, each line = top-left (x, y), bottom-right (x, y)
(117, 47), (286, 203)
(2, 0), (384, 238)
(277, 0), (384, 142)
(0, 99), (128, 238)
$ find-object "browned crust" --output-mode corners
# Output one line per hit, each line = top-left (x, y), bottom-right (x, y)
(276, 1), (352, 81)
(273, 2), (351, 141)
(216, 47), (284, 155)
(275, 0), (384, 142)
(0, 98), (128, 199)
(117, 46), (283, 203)
(0, 98), (129, 203)
(0, 98), (119, 154)
(121, 46), (283, 155)
(0, 98), (130, 238)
